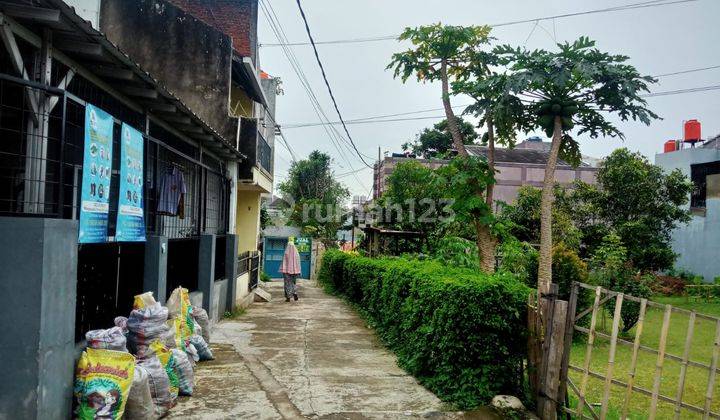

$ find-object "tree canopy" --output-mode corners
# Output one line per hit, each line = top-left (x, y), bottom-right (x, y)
(402, 117), (478, 158)
(278, 151), (349, 242)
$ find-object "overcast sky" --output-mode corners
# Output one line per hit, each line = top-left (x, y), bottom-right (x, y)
(258, 0), (720, 198)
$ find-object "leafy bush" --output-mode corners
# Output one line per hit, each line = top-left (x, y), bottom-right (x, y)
(434, 236), (479, 269)
(260, 271), (271, 282)
(318, 249), (531, 409)
(498, 239), (537, 286)
(589, 234), (652, 332)
(552, 243), (588, 302)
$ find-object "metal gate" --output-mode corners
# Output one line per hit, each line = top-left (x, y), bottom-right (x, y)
(263, 236), (311, 279)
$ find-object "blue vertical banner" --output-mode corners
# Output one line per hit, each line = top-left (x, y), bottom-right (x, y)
(115, 123), (146, 242)
(78, 104), (114, 243)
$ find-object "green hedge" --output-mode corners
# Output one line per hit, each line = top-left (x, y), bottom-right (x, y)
(318, 250), (531, 409)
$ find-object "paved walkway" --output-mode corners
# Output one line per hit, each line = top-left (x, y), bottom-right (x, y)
(169, 280), (499, 419)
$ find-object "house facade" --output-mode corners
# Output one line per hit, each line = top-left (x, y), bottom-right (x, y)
(656, 136), (720, 281)
(0, 0), (276, 417)
(373, 138), (599, 207)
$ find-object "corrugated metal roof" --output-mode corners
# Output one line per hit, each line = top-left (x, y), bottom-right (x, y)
(466, 145), (589, 167)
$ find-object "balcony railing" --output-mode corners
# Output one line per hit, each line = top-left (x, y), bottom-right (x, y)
(257, 133), (272, 175)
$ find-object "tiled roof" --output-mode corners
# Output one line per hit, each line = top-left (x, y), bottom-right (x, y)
(466, 145), (590, 167)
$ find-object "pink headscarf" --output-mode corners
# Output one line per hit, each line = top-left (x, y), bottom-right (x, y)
(279, 241), (301, 275)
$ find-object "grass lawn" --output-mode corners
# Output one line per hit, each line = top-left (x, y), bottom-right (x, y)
(568, 295), (720, 419)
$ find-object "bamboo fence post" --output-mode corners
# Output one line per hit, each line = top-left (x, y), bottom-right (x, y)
(621, 298), (647, 420)
(674, 311), (696, 419)
(649, 305), (673, 420)
(558, 282), (580, 413)
(703, 319), (720, 420)
(600, 293), (624, 420)
(541, 300), (569, 420)
(528, 293), (542, 399)
(538, 283), (559, 418)
(577, 286), (603, 417)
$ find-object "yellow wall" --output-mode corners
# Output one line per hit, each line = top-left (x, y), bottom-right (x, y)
(236, 190), (261, 253)
(229, 82), (254, 118)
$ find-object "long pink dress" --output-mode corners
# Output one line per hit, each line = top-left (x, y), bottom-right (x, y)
(279, 242), (301, 299)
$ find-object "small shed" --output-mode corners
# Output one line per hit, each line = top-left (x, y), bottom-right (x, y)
(262, 226), (312, 279)
(362, 226), (425, 257)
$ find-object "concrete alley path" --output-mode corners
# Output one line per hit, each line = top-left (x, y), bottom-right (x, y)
(169, 280), (500, 419)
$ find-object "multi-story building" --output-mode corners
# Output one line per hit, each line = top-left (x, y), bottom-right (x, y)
(656, 128), (720, 281)
(373, 137), (599, 207)
(0, 0), (277, 416)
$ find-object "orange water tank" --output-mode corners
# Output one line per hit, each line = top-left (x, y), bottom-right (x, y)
(664, 140), (678, 153)
(684, 119), (702, 142)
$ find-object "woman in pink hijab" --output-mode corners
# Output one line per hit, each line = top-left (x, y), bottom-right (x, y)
(279, 236), (302, 302)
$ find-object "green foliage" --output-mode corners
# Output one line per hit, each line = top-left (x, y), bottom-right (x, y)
(552, 243), (589, 302)
(318, 250), (531, 409)
(402, 117), (478, 158)
(435, 156), (495, 225)
(496, 37), (659, 166)
(562, 149), (693, 270)
(260, 205), (270, 230)
(387, 24), (492, 84)
(498, 186), (581, 250)
(434, 236), (479, 269)
(279, 151), (350, 241)
(498, 239), (538, 286)
(589, 234), (652, 332)
(260, 271), (271, 282)
(379, 160), (444, 234)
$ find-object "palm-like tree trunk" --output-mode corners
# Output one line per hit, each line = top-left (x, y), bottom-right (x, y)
(477, 117), (497, 273)
(538, 116), (563, 294)
(440, 59), (467, 157)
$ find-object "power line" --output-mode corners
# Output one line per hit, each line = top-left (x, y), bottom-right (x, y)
(282, 64), (720, 129)
(642, 84), (720, 97)
(261, 0), (698, 47)
(259, 1), (360, 168)
(294, 0), (373, 169)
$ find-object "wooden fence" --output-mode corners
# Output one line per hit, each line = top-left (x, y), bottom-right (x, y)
(554, 281), (720, 420)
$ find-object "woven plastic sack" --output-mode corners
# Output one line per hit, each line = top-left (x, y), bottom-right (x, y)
(133, 292), (157, 310)
(74, 348), (135, 420)
(150, 341), (179, 401)
(189, 335), (214, 361)
(171, 348), (194, 396)
(167, 287), (195, 345)
(125, 364), (154, 420)
(186, 342), (199, 363)
(114, 316), (129, 334)
(86, 326), (127, 352)
(137, 355), (173, 416)
(191, 306), (211, 343)
(127, 303), (170, 359)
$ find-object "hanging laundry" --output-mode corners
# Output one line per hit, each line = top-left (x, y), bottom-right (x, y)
(157, 166), (186, 217)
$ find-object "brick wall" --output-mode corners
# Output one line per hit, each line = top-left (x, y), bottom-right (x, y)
(166, 0), (258, 61)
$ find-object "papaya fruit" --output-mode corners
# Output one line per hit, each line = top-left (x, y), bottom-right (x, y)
(538, 114), (553, 128)
(562, 116), (574, 130)
(562, 105), (578, 117)
(551, 104), (562, 114)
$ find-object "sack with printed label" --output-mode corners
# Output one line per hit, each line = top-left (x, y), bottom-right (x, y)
(136, 355), (173, 416)
(171, 348), (194, 396)
(74, 348), (135, 420)
(167, 287), (195, 346)
(149, 341), (179, 401)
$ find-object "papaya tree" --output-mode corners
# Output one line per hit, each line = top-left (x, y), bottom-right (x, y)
(496, 37), (659, 294)
(453, 50), (525, 271)
(388, 24), (499, 271)
(387, 24), (492, 158)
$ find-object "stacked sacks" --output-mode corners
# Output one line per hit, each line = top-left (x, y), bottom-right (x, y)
(127, 293), (174, 358)
(127, 292), (178, 416)
(85, 326), (128, 352)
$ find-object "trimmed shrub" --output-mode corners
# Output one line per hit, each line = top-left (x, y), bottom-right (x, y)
(318, 249), (531, 409)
